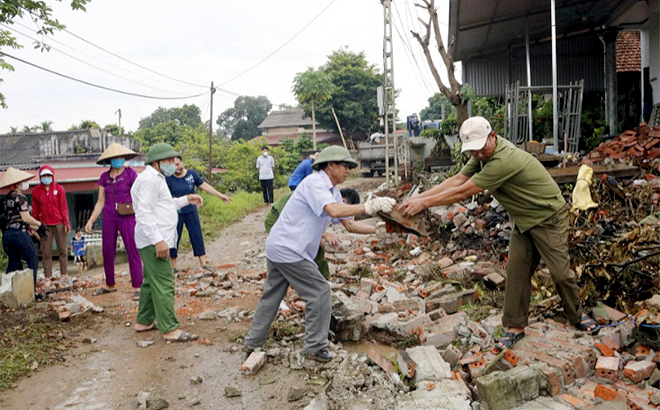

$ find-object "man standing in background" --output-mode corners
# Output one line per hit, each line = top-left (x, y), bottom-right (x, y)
(256, 146), (275, 204)
(31, 165), (70, 277)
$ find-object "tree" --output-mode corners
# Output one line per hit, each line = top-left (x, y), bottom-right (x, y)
(292, 68), (334, 150)
(138, 104), (202, 130)
(216, 96), (272, 141)
(411, 0), (469, 126)
(79, 120), (100, 129)
(308, 48), (382, 141)
(104, 124), (124, 135)
(39, 121), (53, 132)
(420, 93), (454, 121)
(0, 0), (90, 108)
(21, 125), (32, 133)
(9, 126), (17, 133)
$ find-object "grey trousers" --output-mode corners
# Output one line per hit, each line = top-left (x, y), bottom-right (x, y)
(245, 258), (331, 355)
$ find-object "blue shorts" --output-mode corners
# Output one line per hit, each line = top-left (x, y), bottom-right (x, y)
(170, 210), (205, 258)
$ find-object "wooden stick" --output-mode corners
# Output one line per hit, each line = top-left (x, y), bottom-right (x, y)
(331, 106), (348, 149)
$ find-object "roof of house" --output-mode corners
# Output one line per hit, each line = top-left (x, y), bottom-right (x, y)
(257, 109), (316, 129)
(617, 30), (641, 73)
(250, 132), (340, 146)
(449, 0), (640, 61)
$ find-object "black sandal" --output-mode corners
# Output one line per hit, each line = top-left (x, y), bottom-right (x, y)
(494, 331), (525, 352)
(166, 331), (199, 343)
(94, 287), (117, 296)
(575, 314), (601, 335)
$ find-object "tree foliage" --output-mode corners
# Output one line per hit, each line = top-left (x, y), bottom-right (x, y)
(0, 0), (90, 108)
(292, 67), (334, 149)
(420, 93), (454, 121)
(138, 104), (202, 130)
(305, 48), (381, 140)
(216, 96), (272, 141)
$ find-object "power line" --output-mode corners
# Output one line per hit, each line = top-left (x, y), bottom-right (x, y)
(218, 0), (338, 86)
(62, 28), (209, 89)
(0, 51), (208, 100)
(13, 20), (201, 92)
(392, 2), (434, 96)
(1, 23), (195, 96)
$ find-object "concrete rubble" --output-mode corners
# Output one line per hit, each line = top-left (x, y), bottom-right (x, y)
(0, 268), (34, 308)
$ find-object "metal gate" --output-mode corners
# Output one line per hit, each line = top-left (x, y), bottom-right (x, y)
(504, 80), (584, 153)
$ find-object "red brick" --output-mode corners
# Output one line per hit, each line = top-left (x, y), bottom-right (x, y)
(561, 352), (587, 379)
(559, 394), (586, 408)
(367, 348), (396, 375)
(623, 360), (657, 383)
(541, 366), (563, 396)
(600, 334), (621, 351)
(595, 356), (620, 380)
(524, 327), (544, 338)
(529, 340), (555, 350)
(594, 384), (618, 401)
(241, 351), (266, 375)
(636, 345), (652, 358)
(530, 351), (575, 385)
(595, 342), (615, 357)
(604, 305), (628, 322)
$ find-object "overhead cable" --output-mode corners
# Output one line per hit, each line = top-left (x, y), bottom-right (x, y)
(0, 51), (208, 100)
(1, 23), (193, 96)
(218, 0), (337, 86)
(13, 20), (199, 91)
(62, 28), (209, 89)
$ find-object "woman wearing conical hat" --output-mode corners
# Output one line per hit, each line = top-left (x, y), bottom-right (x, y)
(84, 143), (143, 300)
(1, 167), (47, 297)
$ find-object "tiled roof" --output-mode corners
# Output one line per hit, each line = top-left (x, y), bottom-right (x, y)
(616, 31), (641, 73)
(257, 109), (316, 129)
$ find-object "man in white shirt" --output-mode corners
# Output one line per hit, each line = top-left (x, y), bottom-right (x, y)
(131, 143), (203, 343)
(256, 146), (275, 204)
(245, 146), (396, 362)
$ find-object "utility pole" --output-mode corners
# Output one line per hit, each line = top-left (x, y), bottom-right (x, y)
(209, 82), (215, 176)
(381, 0), (398, 187)
(115, 108), (122, 136)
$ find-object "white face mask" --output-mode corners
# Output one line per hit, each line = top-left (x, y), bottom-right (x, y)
(262, 151), (268, 157)
(19, 181), (30, 191)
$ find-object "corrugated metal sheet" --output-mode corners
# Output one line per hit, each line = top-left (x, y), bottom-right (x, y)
(463, 34), (604, 96)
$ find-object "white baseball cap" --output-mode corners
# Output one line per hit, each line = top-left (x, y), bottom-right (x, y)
(460, 116), (492, 152)
(39, 168), (54, 176)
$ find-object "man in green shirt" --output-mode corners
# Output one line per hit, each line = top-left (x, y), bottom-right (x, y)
(265, 188), (373, 278)
(400, 116), (598, 350)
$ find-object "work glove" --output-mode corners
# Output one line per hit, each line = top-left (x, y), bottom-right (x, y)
(364, 197), (396, 215)
(36, 224), (48, 241)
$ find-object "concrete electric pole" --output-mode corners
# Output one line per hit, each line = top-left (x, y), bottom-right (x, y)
(115, 108), (122, 136)
(209, 82), (216, 176)
(381, 0), (398, 187)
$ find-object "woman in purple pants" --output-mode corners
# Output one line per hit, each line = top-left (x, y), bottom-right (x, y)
(85, 143), (143, 300)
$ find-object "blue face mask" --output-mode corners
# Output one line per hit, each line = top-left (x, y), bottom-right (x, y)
(110, 158), (126, 169)
(160, 163), (176, 177)
(41, 176), (53, 185)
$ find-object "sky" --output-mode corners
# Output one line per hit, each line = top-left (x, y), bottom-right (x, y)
(0, 0), (456, 133)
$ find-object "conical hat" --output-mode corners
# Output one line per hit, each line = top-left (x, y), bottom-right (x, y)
(97, 143), (138, 164)
(0, 167), (35, 189)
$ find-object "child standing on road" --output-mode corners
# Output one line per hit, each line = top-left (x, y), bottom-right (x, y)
(70, 229), (87, 274)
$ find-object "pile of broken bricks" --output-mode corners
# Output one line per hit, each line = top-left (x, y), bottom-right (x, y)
(49, 294), (104, 321)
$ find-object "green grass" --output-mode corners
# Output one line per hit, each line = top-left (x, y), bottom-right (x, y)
(0, 319), (63, 390)
(178, 190), (265, 251)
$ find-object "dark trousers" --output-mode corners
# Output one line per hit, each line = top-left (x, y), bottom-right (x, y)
(260, 179), (274, 203)
(170, 210), (205, 258)
(42, 224), (68, 277)
(3, 229), (39, 286)
(504, 204), (583, 328)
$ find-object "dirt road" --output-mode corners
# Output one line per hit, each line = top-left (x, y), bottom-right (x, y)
(0, 177), (386, 410)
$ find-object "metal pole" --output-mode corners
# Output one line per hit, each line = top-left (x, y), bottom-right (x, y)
(525, 20), (533, 141)
(551, 0), (558, 153)
(209, 81), (215, 176)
